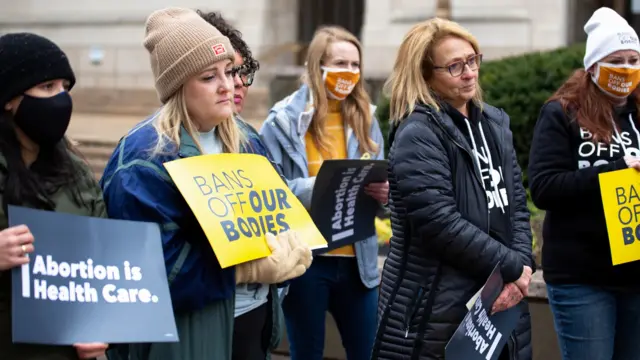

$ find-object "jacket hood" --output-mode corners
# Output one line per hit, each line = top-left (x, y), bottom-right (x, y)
(388, 102), (508, 150)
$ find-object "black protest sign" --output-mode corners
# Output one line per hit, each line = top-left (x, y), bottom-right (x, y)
(9, 206), (178, 345)
(445, 263), (521, 360)
(310, 159), (388, 254)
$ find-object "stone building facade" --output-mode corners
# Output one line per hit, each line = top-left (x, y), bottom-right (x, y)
(0, 0), (596, 118)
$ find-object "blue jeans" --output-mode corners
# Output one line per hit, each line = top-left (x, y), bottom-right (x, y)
(547, 283), (640, 360)
(282, 256), (378, 360)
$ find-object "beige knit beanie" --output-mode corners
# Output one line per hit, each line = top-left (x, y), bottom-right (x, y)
(143, 7), (235, 103)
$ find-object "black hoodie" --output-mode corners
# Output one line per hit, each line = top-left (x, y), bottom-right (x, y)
(529, 99), (640, 290)
(445, 102), (513, 247)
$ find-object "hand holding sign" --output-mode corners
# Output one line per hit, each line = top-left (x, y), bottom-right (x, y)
(624, 155), (640, 170)
(0, 225), (35, 270)
(491, 266), (531, 315)
(310, 159), (388, 254)
(9, 206), (178, 345)
(446, 263), (521, 360)
(235, 230), (312, 284)
(491, 283), (523, 315)
(361, 152), (389, 204)
(514, 265), (533, 296)
(74, 343), (109, 359)
(364, 181), (389, 204)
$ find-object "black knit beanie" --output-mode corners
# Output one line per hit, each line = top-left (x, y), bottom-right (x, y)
(0, 32), (76, 108)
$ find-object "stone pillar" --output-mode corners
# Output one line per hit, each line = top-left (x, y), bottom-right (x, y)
(0, 0), (288, 118)
(360, 0), (438, 77)
(451, 0), (569, 60)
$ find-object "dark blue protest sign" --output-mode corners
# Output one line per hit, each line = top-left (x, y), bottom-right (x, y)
(9, 206), (178, 345)
(445, 263), (521, 360)
(310, 159), (388, 254)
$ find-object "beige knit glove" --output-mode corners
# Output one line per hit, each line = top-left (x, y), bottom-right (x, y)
(277, 230), (313, 280)
(235, 230), (313, 284)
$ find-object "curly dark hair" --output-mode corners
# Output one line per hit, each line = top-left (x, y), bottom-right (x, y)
(197, 10), (260, 75)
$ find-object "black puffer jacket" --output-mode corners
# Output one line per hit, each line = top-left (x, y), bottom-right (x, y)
(372, 103), (535, 360)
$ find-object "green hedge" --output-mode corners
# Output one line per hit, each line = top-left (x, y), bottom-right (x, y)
(375, 43), (586, 187)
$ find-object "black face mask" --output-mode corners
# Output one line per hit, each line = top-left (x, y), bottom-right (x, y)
(13, 92), (73, 147)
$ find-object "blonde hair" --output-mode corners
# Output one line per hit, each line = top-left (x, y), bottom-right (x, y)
(152, 87), (243, 155)
(303, 26), (379, 156)
(386, 18), (483, 123)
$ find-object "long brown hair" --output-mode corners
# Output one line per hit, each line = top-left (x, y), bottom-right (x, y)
(302, 26), (378, 156)
(548, 69), (621, 143)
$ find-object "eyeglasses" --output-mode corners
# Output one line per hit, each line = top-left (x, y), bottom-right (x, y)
(232, 65), (255, 87)
(434, 53), (483, 77)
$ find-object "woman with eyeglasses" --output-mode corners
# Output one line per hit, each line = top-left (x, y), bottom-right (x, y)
(197, 10), (258, 116)
(372, 18), (534, 360)
(198, 10), (285, 360)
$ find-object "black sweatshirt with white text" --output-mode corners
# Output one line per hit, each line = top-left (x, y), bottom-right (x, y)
(529, 99), (640, 290)
(446, 102), (512, 248)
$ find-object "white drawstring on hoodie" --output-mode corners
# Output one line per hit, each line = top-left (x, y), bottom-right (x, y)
(613, 113), (640, 155)
(463, 118), (506, 214)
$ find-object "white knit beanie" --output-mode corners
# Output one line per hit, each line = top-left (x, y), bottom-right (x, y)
(583, 7), (640, 70)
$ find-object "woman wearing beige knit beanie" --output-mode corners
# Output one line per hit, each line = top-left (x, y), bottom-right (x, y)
(99, 7), (312, 360)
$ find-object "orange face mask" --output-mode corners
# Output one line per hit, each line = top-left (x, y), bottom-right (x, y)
(322, 67), (360, 100)
(592, 62), (640, 98)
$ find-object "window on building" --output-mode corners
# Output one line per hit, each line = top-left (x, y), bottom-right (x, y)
(628, 0), (640, 33)
(568, 0), (633, 44)
(296, 0), (365, 65)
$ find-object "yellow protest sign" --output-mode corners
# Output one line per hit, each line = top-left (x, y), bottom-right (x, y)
(164, 154), (327, 268)
(599, 168), (640, 265)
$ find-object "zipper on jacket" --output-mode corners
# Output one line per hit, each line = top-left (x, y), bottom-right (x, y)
(439, 128), (484, 187)
(371, 216), (414, 359)
(509, 333), (518, 360)
(409, 265), (444, 360)
(433, 120), (490, 231)
(446, 134), (490, 232)
(403, 286), (425, 338)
